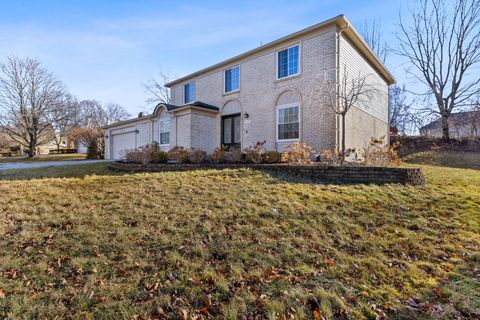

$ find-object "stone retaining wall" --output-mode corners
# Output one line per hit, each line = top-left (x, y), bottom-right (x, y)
(109, 162), (426, 186)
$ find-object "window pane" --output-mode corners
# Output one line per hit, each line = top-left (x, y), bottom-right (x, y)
(223, 118), (232, 144)
(234, 116), (241, 143)
(225, 69), (232, 92)
(232, 66), (239, 91)
(160, 132), (169, 145)
(278, 49), (288, 78)
(184, 81), (195, 103)
(225, 66), (240, 92)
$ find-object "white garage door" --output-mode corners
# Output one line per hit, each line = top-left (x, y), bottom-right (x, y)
(111, 132), (136, 160)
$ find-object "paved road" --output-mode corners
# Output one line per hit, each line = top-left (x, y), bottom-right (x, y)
(0, 160), (110, 171)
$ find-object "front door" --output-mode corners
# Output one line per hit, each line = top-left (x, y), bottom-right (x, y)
(221, 114), (241, 149)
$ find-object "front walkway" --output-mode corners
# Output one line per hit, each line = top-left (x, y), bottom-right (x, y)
(0, 160), (110, 171)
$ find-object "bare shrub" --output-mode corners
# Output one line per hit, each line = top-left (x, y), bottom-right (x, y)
(167, 146), (190, 163)
(263, 150), (281, 164)
(245, 141), (266, 164)
(281, 143), (316, 164)
(320, 149), (343, 165)
(188, 149), (207, 164)
(122, 144), (157, 164)
(363, 136), (401, 167)
(230, 148), (243, 163)
(212, 145), (227, 164)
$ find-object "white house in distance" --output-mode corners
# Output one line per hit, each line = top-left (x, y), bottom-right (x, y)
(104, 15), (395, 160)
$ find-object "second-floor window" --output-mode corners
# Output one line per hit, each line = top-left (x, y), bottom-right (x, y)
(224, 66), (240, 93)
(278, 45), (299, 79)
(160, 119), (170, 145)
(184, 81), (195, 104)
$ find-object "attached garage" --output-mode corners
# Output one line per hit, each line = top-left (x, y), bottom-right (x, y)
(111, 128), (136, 160)
(103, 102), (220, 160)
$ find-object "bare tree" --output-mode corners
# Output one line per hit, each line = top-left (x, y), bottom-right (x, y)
(319, 66), (378, 161)
(0, 57), (64, 157)
(396, 0), (480, 140)
(46, 93), (81, 152)
(102, 103), (131, 126)
(78, 100), (105, 128)
(467, 99), (480, 136)
(389, 85), (413, 135)
(78, 100), (130, 128)
(360, 19), (389, 64)
(143, 69), (173, 105)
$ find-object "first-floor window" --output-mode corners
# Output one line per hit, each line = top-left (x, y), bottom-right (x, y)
(277, 105), (299, 140)
(160, 119), (170, 145)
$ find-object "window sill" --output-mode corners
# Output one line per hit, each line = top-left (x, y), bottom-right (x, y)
(275, 73), (301, 83)
(160, 144), (170, 147)
(276, 138), (300, 143)
(223, 89), (240, 96)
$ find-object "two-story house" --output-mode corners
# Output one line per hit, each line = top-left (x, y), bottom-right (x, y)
(104, 14), (395, 160)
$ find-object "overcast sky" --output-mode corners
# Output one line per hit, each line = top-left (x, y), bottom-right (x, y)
(0, 0), (409, 114)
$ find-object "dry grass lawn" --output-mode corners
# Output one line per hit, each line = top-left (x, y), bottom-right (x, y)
(0, 158), (479, 319)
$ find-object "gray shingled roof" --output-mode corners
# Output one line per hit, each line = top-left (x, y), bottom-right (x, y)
(420, 111), (479, 130)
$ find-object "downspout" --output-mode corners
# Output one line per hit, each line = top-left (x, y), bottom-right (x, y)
(336, 22), (349, 151)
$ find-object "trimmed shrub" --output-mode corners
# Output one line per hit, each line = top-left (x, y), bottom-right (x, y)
(212, 145), (227, 164)
(245, 141), (266, 164)
(263, 150), (281, 163)
(152, 151), (168, 163)
(188, 149), (207, 164)
(168, 146), (190, 163)
(281, 143), (316, 164)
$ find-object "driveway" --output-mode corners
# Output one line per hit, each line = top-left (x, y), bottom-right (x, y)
(0, 160), (110, 171)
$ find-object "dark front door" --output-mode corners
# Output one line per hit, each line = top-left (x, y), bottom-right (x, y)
(221, 114), (241, 149)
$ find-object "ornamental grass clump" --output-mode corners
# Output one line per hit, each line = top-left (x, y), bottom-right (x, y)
(212, 145), (227, 164)
(167, 146), (190, 163)
(245, 141), (266, 163)
(363, 136), (401, 167)
(188, 149), (207, 164)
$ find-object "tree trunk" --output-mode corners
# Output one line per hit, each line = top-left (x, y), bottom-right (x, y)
(341, 113), (346, 163)
(28, 140), (36, 158)
(440, 114), (450, 141)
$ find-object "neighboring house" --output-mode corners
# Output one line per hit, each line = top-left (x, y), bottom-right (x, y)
(420, 111), (480, 138)
(104, 15), (395, 160)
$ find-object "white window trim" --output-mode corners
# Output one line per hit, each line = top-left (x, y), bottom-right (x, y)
(183, 81), (195, 104)
(275, 44), (301, 81)
(276, 103), (301, 142)
(223, 65), (241, 94)
(159, 118), (171, 146)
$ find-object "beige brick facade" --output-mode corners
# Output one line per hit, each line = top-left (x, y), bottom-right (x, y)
(104, 15), (394, 160)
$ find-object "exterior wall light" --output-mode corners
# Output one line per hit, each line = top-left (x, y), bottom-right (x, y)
(105, 135), (109, 139)
(135, 129), (139, 134)
(244, 113), (249, 119)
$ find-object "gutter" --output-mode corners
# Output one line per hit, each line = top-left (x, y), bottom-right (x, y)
(335, 22), (349, 151)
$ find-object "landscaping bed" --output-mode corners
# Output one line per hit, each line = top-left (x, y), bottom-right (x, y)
(109, 161), (426, 186)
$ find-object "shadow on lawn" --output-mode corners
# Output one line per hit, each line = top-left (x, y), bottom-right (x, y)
(0, 162), (125, 181)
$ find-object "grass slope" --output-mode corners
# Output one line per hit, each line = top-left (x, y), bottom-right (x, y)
(403, 151), (480, 170)
(0, 163), (479, 319)
(0, 153), (87, 164)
